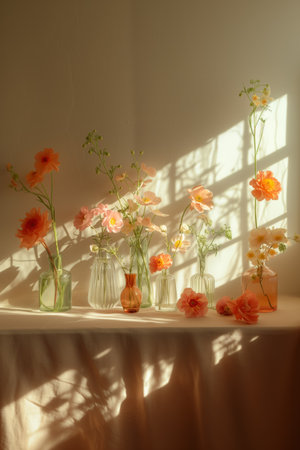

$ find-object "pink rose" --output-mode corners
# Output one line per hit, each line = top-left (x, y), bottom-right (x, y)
(177, 288), (208, 318)
(216, 296), (233, 315)
(227, 290), (259, 324)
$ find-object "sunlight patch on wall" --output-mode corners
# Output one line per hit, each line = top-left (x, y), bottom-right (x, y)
(247, 95), (287, 163)
(174, 120), (245, 201)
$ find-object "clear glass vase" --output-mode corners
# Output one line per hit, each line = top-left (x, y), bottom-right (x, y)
(190, 272), (215, 308)
(155, 270), (177, 311)
(242, 264), (278, 312)
(88, 252), (119, 309)
(39, 256), (71, 312)
(190, 256), (215, 308)
(120, 273), (142, 313)
(130, 239), (152, 308)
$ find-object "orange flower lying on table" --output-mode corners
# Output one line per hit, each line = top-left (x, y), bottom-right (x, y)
(177, 288), (208, 318)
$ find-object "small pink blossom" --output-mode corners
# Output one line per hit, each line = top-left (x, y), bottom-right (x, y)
(188, 185), (214, 213)
(74, 207), (94, 231)
(127, 199), (138, 212)
(115, 172), (126, 182)
(216, 296), (233, 315)
(135, 191), (161, 206)
(227, 290), (259, 324)
(102, 210), (124, 233)
(150, 209), (169, 217)
(177, 288), (208, 318)
(121, 218), (135, 235)
(141, 163), (156, 177)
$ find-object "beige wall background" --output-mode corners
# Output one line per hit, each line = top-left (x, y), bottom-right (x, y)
(0, 0), (299, 307)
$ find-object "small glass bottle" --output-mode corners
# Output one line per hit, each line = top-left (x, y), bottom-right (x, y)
(242, 264), (278, 312)
(39, 256), (72, 312)
(155, 270), (177, 311)
(120, 273), (142, 313)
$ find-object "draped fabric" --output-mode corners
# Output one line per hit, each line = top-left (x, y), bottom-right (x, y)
(0, 296), (299, 450)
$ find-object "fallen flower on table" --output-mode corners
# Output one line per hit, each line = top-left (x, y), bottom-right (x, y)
(216, 296), (233, 316)
(227, 290), (259, 324)
(177, 288), (208, 318)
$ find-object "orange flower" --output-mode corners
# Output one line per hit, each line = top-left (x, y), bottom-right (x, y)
(26, 170), (44, 188)
(149, 253), (173, 273)
(16, 208), (51, 249)
(188, 185), (214, 213)
(249, 170), (281, 201)
(227, 290), (259, 324)
(34, 148), (60, 175)
(177, 288), (208, 318)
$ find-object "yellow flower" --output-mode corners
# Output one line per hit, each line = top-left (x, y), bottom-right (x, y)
(252, 94), (261, 106)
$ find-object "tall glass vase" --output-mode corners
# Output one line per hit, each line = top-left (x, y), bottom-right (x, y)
(88, 252), (119, 309)
(120, 273), (142, 313)
(130, 239), (152, 308)
(155, 270), (177, 311)
(242, 264), (278, 312)
(39, 256), (71, 312)
(190, 256), (215, 308)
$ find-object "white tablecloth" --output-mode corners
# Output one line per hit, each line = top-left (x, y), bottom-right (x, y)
(0, 296), (299, 450)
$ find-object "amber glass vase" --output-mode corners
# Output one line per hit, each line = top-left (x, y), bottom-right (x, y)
(120, 273), (142, 313)
(242, 264), (278, 312)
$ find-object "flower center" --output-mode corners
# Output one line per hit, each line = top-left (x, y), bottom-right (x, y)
(188, 298), (198, 308)
(174, 239), (182, 248)
(110, 217), (116, 226)
(143, 197), (150, 203)
(195, 195), (202, 202)
(262, 178), (275, 190)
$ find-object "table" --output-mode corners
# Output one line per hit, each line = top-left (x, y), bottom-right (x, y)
(0, 296), (299, 450)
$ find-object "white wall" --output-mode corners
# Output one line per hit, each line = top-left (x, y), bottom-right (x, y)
(0, 0), (299, 307)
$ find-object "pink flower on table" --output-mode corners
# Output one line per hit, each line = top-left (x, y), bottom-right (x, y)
(216, 296), (233, 315)
(188, 185), (214, 213)
(149, 253), (173, 273)
(177, 288), (208, 318)
(135, 191), (161, 206)
(249, 170), (281, 201)
(74, 206), (94, 231)
(102, 210), (124, 233)
(227, 290), (259, 324)
(141, 163), (156, 177)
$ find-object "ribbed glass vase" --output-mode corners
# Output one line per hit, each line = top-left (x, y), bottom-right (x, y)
(88, 252), (119, 309)
(190, 255), (215, 308)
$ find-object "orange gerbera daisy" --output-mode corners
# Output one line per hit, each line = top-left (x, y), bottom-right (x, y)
(149, 253), (173, 273)
(34, 148), (60, 175)
(16, 208), (51, 249)
(26, 170), (44, 188)
(249, 170), (281, 201)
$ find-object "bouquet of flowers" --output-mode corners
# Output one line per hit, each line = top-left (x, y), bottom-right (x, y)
(7, 149), (71, 311)
(239, 80), (299, 311)
(80, 130), (167, 308)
